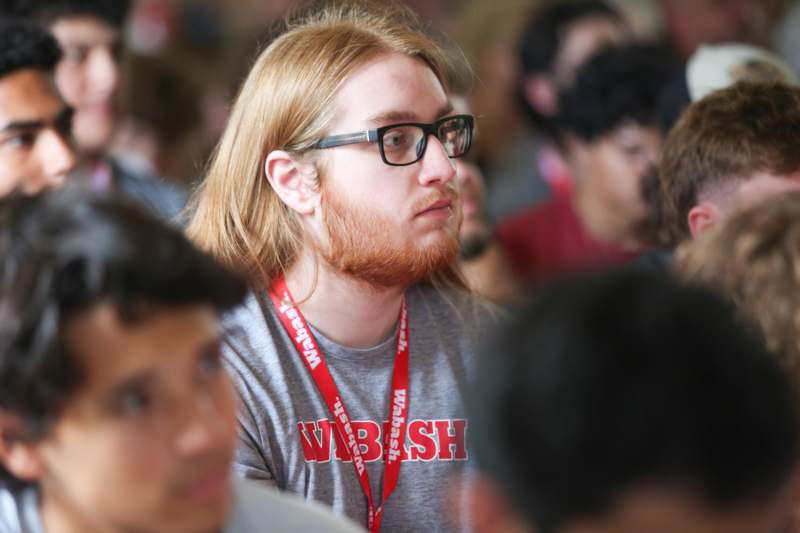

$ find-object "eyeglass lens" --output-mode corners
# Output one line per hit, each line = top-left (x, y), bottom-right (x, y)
(381, 116), (470, 165)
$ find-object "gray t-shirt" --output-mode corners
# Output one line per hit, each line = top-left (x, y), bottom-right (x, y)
(223, 284), (490, 532)
(0, 478), (363, 532)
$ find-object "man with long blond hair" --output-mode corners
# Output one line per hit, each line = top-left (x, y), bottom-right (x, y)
(186, 2), (490, 531)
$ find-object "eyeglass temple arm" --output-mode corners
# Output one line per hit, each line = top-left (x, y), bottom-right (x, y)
(314, 130), (378, 149)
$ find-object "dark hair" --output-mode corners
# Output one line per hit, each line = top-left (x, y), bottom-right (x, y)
(0, 188), (247, 486)
(660, 82), (800, 245)
(0, 18), (61, 79)
(517, 0), (624, 132)
(472, 270), (799, 533)
(557, 43), (675, 142)
(11, 0), (131, 27)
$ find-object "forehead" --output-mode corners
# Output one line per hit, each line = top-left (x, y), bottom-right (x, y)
(63, 304), (219, 397)
(0, 69), (63, 127)
(331, 52), (449, 130)
(50, 15), (119, 47)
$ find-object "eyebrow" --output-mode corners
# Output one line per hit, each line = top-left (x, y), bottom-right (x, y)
(366, 102), (455, 127)
(0, 107), (72, 134)
(105, 371), (155, 402)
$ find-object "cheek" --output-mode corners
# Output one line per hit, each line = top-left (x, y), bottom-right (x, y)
(41, 422), (173, 513)
(54, 65), (85, 106)
(0, 155), (26, 195)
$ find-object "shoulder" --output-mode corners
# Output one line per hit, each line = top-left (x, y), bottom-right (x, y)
(221, 291), (278, 384)
(110, 158), (187, 221)
(226, 480), (364, 533)
(0, 486), (37, 533)
(409, 284), (500, 335)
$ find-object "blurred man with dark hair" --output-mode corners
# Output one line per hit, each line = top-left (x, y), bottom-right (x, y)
(0, 18), (75, 196)
(487, 0), (629, 221)
(466, 270), (800, 533)
(497, 43), (672, 285)
(12, 0), (186, 220)
(0, 188), (362, 533)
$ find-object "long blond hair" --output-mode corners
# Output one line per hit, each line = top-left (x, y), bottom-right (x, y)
(186, 0), (465, 291)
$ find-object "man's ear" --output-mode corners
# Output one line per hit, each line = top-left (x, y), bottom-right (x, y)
(0, 412), (44, 482)
(523, 74), (558, 117)
(687, 201), (722, 238)
(264, 150), (320, 216)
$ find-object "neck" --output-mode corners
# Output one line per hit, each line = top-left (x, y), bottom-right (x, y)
(282, 248), (405, 349)
(573, 182), (642, 251)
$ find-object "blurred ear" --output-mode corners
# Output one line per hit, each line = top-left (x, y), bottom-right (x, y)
(455, 473), (535, 533)
(687, 202), (722, 238)
(264, 150), (320, 216)
(523, 74), (558, 117)
(0, 412), (44, 482)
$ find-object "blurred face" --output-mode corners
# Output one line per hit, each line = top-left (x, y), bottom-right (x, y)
(455, 158), (489, 245)
(570, 123), (661, 233)
(33, 304), (238, 533)
(663, 0), (767, 58)
(315, 52), (461, 288)
(562, 487), (795, 533)
(0, 69), (75, 196)
(553, 16), (627, 88)
(50, 16), (122, 155)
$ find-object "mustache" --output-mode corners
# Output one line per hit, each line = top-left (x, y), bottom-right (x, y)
(412, 187), (460, 214)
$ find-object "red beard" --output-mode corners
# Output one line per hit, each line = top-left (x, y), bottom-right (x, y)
(320, 185), (460, 288)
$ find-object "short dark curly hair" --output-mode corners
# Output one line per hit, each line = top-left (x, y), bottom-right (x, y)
(0, 188), (247, 487)
(517, 0), (625, 133)
(11, 0), (131, 28)
(0, 18), (61, 80)
(557, 43), (675, 142)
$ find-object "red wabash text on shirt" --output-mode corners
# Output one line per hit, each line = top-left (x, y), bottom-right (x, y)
(297, 418), (469, 463)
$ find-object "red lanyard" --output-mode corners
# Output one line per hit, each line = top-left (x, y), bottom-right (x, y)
(267, 276), (410, 533)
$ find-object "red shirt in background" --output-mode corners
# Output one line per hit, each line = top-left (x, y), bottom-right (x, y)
(496, 193), (642, 285)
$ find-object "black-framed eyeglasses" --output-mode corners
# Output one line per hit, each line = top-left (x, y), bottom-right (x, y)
(312, 114), (474, 167)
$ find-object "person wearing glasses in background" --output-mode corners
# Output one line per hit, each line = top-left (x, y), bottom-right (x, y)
(186, 2), (494, 531)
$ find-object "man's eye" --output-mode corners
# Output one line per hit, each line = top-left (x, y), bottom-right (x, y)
(197, 349), (223, 378)
(64, 46), (90, 63)
(115, 390), (152, 416)
(383, 127), (416, 151)
(1, 134), (35, 150)
(620, 144), (644, 158)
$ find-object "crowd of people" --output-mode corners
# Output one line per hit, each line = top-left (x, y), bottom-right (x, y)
(2, 0), (800, 532)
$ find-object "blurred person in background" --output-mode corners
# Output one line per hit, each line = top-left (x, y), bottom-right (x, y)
(17, 0), (186, 221)
(660, 0), (786, 59)
(496, 43), (672, 285)
(660, 82), (800, 251)
(0, 18), (75, 197)
(677, 191), (800, 387)
(485, 0), (630, 222)
(466, 270), (800, 533)
(633, 43), (798, 272)
(448, 83), (520, 303)
(0, 188), (363, 533)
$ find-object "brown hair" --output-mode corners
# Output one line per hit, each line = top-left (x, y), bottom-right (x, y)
(660, 82), (800, 245)
(185, 0), (464, 290)
(676, 191), (800, 380)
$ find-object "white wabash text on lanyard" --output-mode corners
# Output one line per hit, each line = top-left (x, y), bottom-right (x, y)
(267, 276), (410, 533)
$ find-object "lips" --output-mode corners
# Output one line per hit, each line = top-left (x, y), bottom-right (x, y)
(416, 198), (453, 216)
(183, 466), (231, 504)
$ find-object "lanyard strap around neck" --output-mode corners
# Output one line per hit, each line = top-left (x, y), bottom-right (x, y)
(267, 276), (410, 532)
